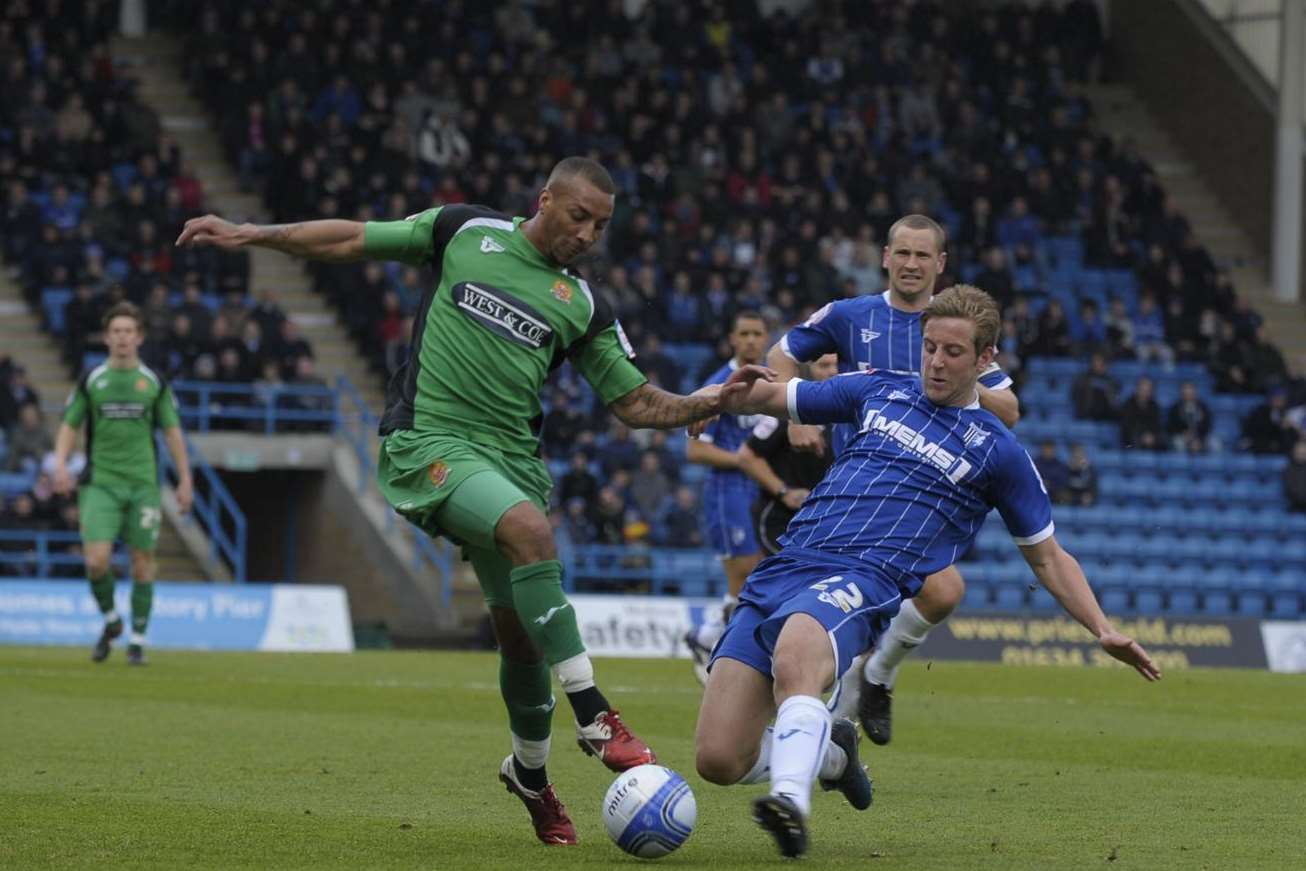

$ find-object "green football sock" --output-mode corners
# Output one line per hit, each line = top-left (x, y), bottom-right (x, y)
(89, 573), (116, 615)
(130, 583), (153, 634)
(500, 656), (554, 742)
(509, 560), (585, 666)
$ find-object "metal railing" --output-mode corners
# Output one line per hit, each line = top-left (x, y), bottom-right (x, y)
(561, 543), (726, 597)
(156, 431), (247, 582)
(170, 379), (339, 434)
(0, 530), (128, 577)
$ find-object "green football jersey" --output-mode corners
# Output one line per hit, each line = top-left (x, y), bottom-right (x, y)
(62, 361), (181, 488)
(364, 204), (647, 455)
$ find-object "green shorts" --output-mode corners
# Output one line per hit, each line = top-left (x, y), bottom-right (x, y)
(377, 431), (554, 608)
(78, 481), (163, 551)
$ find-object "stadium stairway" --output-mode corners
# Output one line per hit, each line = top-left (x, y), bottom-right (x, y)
(1084, 83), (1306, 374)
(110, 35), (389, 416)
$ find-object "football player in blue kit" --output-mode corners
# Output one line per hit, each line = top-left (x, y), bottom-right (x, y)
(683, 310), (770, 683)
(695, 285), (1159, 859)
(768, 214), (1020, 743)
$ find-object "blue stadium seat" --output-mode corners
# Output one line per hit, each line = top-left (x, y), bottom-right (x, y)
(1135, 589), (1164, 615)
(994, 583), (1026, 610)
(1270, 591), (1302, 619)
(1201, 589), (1234, 617)
(0, 471), (37, 495)
(1166, 587), (1200, 615)
(1235, 592), (1267, 618)
(1100, 588), (1130, 614)
(41, 287), (74, 333)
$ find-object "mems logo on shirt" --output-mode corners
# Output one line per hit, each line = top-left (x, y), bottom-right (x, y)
(452, 282), (554, 350)
(859, 406), (973, 483)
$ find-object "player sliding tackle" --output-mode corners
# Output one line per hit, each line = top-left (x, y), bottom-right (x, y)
(693, 285), (1160, 859)
(177, 157), (768, 847)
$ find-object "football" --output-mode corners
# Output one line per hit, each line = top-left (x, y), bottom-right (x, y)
(602, 764), (697, 858)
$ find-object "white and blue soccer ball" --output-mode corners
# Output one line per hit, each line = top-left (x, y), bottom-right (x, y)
(602, 764), (697, 859)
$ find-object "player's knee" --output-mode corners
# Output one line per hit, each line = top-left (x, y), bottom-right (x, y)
(497, 631), (540, 664)
(695, 744), (745, 786)
(494, 505), (556, 565)
(919, 569), (965, 618)
(130, 554), (155, 581)
(84, 553), (110, 578)
(491, 609), (541, 663)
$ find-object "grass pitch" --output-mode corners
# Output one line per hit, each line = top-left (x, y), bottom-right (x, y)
(2, 647), (1304, 870)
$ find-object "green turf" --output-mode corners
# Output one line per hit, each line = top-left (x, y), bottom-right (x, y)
(2, 647), (1304, 870)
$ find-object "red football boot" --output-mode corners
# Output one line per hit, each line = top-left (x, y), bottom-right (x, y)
(575, 710), (657, 772)
(497, 755), (577, 846)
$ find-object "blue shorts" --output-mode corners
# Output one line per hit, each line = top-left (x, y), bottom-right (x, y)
(703, 497), (759, 558)
(710, 550), (904, 682)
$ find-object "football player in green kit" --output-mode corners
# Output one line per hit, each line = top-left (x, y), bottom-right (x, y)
(177, 157), (766, 845)
(52, 302), (193, 666)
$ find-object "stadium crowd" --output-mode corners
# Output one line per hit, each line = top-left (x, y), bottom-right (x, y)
(5, 0), (1306, 554)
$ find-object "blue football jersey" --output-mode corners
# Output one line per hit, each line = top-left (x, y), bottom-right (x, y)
(781, 292), (1014, 455)
(698, 359), (762, 502)
(778, 370), (1053, 595)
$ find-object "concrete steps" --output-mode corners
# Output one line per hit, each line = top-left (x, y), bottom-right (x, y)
(1084, 84), (1258, 267)
(0, 289), (73, 415)
(112, 35), (387, 415)
(154, 517), (206, 580)
(1083, 83), (1306, 374)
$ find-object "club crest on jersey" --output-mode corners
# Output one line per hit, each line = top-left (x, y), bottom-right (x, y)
(861, 329), (881, 343)
(550, 280), (573, 303)
(963, 423), (991, 448)
(452, 282), (554, 350)
(135, 378), (148, 391)
(428, 461), (450, 487)
(480, 236), (505, 254)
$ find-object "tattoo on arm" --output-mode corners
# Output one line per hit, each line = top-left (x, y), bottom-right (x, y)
(610, 383), (712, 429)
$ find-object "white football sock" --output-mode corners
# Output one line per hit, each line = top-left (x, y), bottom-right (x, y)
(768, 695), (831, 817)
(129, 631), (146, 646)
(105, 609), (119, 624)
(829, 653), (868, 722)
(553, 652), (595, 694)
(864, 599), (935, 688)
(736, 727), (773, 784)
(511, 734), (551, 771)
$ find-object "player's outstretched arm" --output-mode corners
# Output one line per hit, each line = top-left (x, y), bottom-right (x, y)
(978, 384), (1021, 428)
(766, 341), (799, 381)
(767, 340), (825, 455)
(609, 365), (774, 431)
(175, 215), (366, 263)
(1019, 536), (1162, 681)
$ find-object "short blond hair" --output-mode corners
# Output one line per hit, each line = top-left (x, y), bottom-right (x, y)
(886, 213), (946, 253)
(920, 284), (1001, 355)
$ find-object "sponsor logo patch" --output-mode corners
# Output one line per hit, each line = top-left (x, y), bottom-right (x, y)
(428, 461), (450, 487)
(451, 282), (554, 350)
